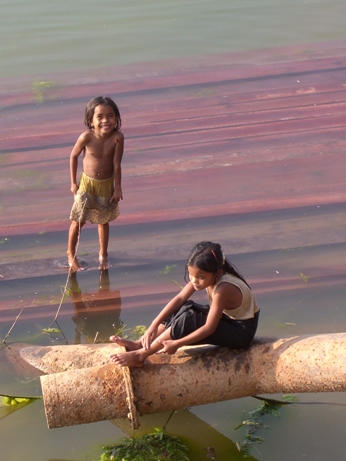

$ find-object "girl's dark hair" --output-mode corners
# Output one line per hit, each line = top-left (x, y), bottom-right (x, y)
(184, 241), (250, 288)
(84, 96), (121, 131)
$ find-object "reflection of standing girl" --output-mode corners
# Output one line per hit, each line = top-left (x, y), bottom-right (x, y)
(110, 241), (260, 367)
(69, 271), (123, 344)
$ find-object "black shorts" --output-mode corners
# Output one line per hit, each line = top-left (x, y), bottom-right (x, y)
(163, 300), (259, 349)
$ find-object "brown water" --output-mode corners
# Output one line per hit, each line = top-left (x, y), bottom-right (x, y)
(1, 1), (346, 459)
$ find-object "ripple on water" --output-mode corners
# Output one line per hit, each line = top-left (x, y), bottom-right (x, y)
(53, 258), (90, 271)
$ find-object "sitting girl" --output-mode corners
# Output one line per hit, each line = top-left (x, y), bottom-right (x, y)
(110, 241), (260, 367)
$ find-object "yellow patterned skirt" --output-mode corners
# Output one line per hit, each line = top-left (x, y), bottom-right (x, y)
(70, 173), (120, 224)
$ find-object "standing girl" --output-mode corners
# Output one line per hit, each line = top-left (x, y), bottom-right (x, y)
(110, 241), (259, 367)
(67, 96), (124, 272)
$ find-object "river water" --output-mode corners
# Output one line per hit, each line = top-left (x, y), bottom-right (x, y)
(3, 0), (346, 79)
(1, 1), (346, 460)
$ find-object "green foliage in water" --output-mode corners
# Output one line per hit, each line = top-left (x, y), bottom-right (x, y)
(111, 324), (147, 341)
(1, 395), (32, 406)
(236, 395), (296, 457)
(42, 327), (61, 335)
(130, 325), (147, 340)
(159, 264), (177, 275)
(0, 394), (41, 420)
(159, 264), (184, 289)
(32, 80), (58, 103)
(100, 429), (190, 461)
(1, 394), (41, 406)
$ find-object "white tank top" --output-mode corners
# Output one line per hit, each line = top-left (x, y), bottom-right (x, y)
(210, 273), (259, 320)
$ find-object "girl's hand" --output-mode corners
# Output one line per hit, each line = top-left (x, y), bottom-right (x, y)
(141, 325), (158, 350)
(160, 339), (179, 355)
(110, 187), (123, 203)
(71, 184), (79, 195)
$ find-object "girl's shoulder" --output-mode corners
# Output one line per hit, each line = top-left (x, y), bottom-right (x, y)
(212, 277), (243, 310)
(214, 274), (247, 295)
(78, 130), (94, 142)
(113, 129), (124, 141)
(214, 277), (242, 295)
(72, 130), (94, 149)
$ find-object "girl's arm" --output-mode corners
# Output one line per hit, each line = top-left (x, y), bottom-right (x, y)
(161, 283), (240, 353)
(70, 133), (87, 194)
(111, 131), (124, 203)
(142, 283), (195, 349)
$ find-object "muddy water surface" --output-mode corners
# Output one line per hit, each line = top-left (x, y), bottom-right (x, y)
(1, 1), (346, 458)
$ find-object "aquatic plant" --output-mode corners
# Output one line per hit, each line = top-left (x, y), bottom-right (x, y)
(111, 324), (147, 340)
(159, 263), (183, 289)
(100, 428), (189, 461)
(236, 395), (296, 457)
(42, 327), (61, 335)
(159, 264), (177, 275)
(0, 394), (41, 420)
(299, 271), (310, 282)
(1, 394), (40, 406)
(31, 80), (58, 103)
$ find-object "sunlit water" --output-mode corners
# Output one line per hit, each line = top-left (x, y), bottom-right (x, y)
(1, 0), (346, 460)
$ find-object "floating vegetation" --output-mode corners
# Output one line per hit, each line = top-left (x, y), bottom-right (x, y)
(99, 428), (190, 461)
(1, 394), (40, 406)
(159, 264), (177, 275)
(42, 327), (61, 335)
(299, 271), (309, 283)
(111, 324), (147, 341)
(236, 395), (296, 457)
(64, 284), (82, 296)
(0, 237), (9, 245)
(159, 264), (183, 289)
(0, 394), (41, 420)
(32, 80), (58, 103)
(131, 325), (147, 339)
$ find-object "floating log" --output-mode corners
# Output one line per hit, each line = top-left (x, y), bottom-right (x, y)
(21, 333), (346, 429)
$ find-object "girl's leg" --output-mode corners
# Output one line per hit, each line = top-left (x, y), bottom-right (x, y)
(98, 223), (110, 270)
(109, 324), (166, 351)
(67, 221), (85, 272)
(110, 327), (172, 367)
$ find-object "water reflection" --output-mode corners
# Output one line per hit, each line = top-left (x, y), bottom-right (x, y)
(69, 270), (123, 345)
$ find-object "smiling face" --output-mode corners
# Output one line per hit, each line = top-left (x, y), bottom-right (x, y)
(188, 265), (217, 291)
(91, 104), (117, 135)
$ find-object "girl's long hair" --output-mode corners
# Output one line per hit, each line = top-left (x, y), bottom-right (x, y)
(84, 96), (122, 131)
(184, 241), (250, 288)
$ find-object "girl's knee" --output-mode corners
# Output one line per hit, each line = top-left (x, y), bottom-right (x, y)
(71, 220), (85, 229)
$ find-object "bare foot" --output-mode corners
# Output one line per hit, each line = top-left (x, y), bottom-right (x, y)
(110, 350), (146, 367)
(109, 335), (141, 351)
(99, 255), (111, 270)
(68, 254), (85, 272)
